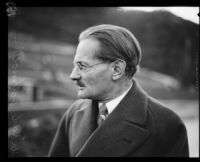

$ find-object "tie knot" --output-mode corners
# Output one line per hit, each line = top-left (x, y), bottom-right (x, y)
(99, 103), (108, 117)
(97, 103), (108, 126)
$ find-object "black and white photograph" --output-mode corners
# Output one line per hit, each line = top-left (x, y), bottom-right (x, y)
(7, 5), (199, 157)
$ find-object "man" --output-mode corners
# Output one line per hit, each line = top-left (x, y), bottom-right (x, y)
(48, 24), (189, 157)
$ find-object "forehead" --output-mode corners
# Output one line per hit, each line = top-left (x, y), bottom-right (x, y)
(74, 38), (101, 63)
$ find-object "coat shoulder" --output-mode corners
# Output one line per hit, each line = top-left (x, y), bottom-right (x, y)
(148, 97), (181, 121)
(146, 97), (189, 156)
(147, 96), (186, 134)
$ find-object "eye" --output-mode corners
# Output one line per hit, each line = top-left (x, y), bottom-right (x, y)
(77, 62), (88, 70)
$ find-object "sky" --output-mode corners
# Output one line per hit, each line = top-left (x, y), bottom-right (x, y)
(120, 7), (199, 24)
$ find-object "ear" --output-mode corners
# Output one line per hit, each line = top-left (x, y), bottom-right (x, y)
(111, 59), (126, 80)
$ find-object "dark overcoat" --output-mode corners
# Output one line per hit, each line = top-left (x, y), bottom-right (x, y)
(48, 80), (189, 157)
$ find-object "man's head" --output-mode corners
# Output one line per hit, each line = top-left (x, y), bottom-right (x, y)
(70, 24), (141, 101)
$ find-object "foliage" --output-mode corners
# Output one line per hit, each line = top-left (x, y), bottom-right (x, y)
(8, 109), (65, 157)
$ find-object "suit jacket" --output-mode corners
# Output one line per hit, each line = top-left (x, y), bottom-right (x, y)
(48, 79), (189, 157)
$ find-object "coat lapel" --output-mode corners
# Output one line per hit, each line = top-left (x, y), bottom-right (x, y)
(69, 100), (99, 156)
(75, 79), (150, 157)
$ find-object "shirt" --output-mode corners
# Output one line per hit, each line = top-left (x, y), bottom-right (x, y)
(98, 83), (132, 115)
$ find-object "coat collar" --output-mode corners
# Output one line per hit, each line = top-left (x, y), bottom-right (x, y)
(72, 79), (150, 157)
(118, 79), (148, 126)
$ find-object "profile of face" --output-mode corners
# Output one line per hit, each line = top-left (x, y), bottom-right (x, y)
(70, 38), (114, 101)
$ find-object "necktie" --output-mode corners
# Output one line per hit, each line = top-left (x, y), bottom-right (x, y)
(97, 103), (108, 126)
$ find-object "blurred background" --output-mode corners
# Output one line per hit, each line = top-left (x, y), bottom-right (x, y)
(8, 7), (199, 157)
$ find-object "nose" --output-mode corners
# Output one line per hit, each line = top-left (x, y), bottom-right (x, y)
(70, 67), (81, 81)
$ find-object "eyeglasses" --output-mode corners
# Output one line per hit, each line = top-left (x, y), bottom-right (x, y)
(73, 62), (106, 72)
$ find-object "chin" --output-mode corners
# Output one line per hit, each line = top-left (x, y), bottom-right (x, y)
(77, 91), (91, 99)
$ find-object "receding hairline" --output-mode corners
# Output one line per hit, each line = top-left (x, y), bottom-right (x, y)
(79, 24), (141, 56)
(78, 24), (142, 77)
(79, 24), (132, 41)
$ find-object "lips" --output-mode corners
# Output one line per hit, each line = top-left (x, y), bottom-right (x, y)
(78, 87), (85, 91)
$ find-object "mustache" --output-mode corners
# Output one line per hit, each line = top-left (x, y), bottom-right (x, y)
(75, 81), (85, 87)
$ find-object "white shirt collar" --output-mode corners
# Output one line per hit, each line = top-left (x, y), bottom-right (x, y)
(98, 83), (132, 114)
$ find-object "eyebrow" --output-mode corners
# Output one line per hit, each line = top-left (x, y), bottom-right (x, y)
(73, 61), (89, 66)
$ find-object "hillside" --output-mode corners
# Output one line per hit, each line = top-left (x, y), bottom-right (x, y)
(8, 7), (199, 88)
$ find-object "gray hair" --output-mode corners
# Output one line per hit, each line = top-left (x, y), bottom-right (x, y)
(79, 24), (141, 78)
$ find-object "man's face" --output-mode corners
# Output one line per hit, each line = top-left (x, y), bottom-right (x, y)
(70, 38), (113, 101)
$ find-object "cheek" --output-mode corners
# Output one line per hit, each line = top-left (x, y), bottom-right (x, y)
(84, 69), (111, 88)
